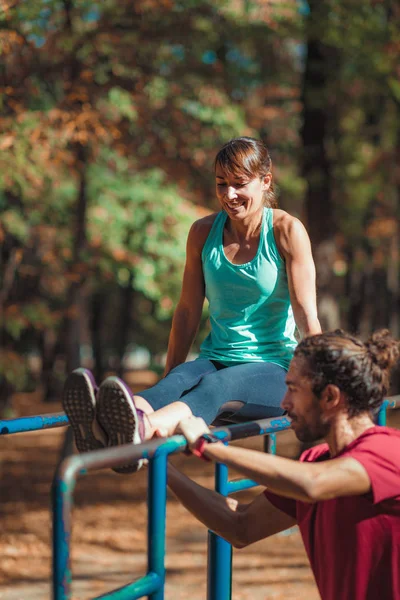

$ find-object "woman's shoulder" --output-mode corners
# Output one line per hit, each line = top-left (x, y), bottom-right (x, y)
(272, 209), (308, 240)
(272, 208), (302, 229)
(271, 209), (311, 257)
(188, 212), (220, 246)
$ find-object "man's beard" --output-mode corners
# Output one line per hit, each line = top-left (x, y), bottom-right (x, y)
(295, 413), (330, 443)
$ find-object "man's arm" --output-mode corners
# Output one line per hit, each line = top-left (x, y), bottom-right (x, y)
(179, 417), (372, 503)
(168, 463), (296, 548)
(273, 212), (321, 338)
(202, 443), (371, 502)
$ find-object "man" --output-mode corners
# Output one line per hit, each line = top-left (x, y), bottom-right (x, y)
(168, 329), (400, 600)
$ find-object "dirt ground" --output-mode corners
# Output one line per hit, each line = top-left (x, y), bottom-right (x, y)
(1, 372), (398, 600)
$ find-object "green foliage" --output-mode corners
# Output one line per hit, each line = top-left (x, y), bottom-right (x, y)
(1, 0), (399, 389)
(87, 152), (198, 317)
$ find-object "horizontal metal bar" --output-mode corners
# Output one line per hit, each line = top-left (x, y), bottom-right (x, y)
(0, 412), (69, 435)
(2, 395), (399, 437)
(63, 436), (187, 475)
(227, 478), (258, 494)
(384, 395), (400, 409)
(93, 572), (162, 600)
(213, 416), (291, 442)
(58, 415), (293, 475)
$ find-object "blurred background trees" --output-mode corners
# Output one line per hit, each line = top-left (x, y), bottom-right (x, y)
(1, 0), (399, 410)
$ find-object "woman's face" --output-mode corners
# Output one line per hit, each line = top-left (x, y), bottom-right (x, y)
(215, 163), (271, 222)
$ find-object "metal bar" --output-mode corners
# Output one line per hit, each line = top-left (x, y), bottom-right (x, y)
(0, 412), (69, 435)
(377, 397), (399, 425)
(213, 415), (291, 442)
(377, 402), (388, 426)
(227, 478), (258, 495)
(268, 433), (277, 454)
(52, 455), (83, 600)
(207, 449), (232, 600)
(5, 394), (400, 437)
(386, 394), (400, 408)
(50, 401), (400, 600)
(50, 417), (291, 600)
(93, 573), (162, 600)
(205, 415), (290, 599)
(50, 418), (290, 599)
(148, 450), (168, 600)
(52, 437), (185, 600)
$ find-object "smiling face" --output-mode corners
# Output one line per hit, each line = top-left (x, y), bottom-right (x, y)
(281, 357), (331, 443)
(215, 163), (271, 222)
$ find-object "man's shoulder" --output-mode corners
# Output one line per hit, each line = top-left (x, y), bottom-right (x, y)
(300, 443), (330, 463)
(347, 426), (400, 450)
(347, 427), (400, 506)
(301, 427), (400, 463)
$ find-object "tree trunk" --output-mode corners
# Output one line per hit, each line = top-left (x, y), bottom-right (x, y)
(64, 145), (89, 374)
(90, 288), (105, 382)
(116, 273), (135, 378)
(301, 0), (341, 330)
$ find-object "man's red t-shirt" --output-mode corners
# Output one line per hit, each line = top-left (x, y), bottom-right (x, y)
(264, 426), (400, 600)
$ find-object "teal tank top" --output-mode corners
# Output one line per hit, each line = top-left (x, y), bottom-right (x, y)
(199, 208), (297, 370)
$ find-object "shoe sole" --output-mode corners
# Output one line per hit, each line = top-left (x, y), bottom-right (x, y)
(97, 377), (144, 474)
(62, 369), (105, 453)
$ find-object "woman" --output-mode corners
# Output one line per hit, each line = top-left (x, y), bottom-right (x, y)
(63, 137), (321, 472)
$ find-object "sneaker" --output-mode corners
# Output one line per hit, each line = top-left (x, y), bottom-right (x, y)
(62, 368), (108, 453)
(96, 376), (146, 474)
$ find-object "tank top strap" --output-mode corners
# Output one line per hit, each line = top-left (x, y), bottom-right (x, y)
(201, 211), (226, 261)
(263, 207), (282, 266)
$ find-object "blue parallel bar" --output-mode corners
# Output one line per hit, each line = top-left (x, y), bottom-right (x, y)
(147, 450), (168, 600)
(0, 412), (68, 435)
(47, 403), (397, 598)
(92, 453), (168, 600)
(94, 573), (162, 600)
(52, 435), (187, 600)
(52, 456), (81, 600)
(207, 457), (232, 600)
(207, 419), (285, 600)
(52, 420), (270, 600)
(3, 396), (399, 437)
(227, 478), (258, 495)
(268, 432), (277, 454)
(377, 402), (388, 426)
(377, 399), (398, 426)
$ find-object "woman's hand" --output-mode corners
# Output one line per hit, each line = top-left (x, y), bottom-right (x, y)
(175, 416), (211, 448)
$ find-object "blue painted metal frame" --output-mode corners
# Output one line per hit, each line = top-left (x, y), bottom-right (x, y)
(1, 398), (398, 600)
(207, 437), (275, 600)
(50, 417), (292, 600)
(0, 411), (68, 435)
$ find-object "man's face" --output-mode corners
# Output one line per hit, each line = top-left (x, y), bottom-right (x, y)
(281, 357), (330, 443)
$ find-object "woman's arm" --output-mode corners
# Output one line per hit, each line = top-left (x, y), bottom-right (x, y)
(163, 216), (214, 376)
(168, 462), (296, 547)
(273, 211), (321, 338)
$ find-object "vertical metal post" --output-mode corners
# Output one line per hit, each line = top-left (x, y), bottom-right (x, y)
(377, 400), (388, 426)
(267, 433), (277, 455)
(148, 451), (168, 600)
(207, 454), (232, 600)
(52, 460), (79, 600)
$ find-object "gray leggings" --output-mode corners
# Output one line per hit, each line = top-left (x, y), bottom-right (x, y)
(137, 359), (287, 425)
